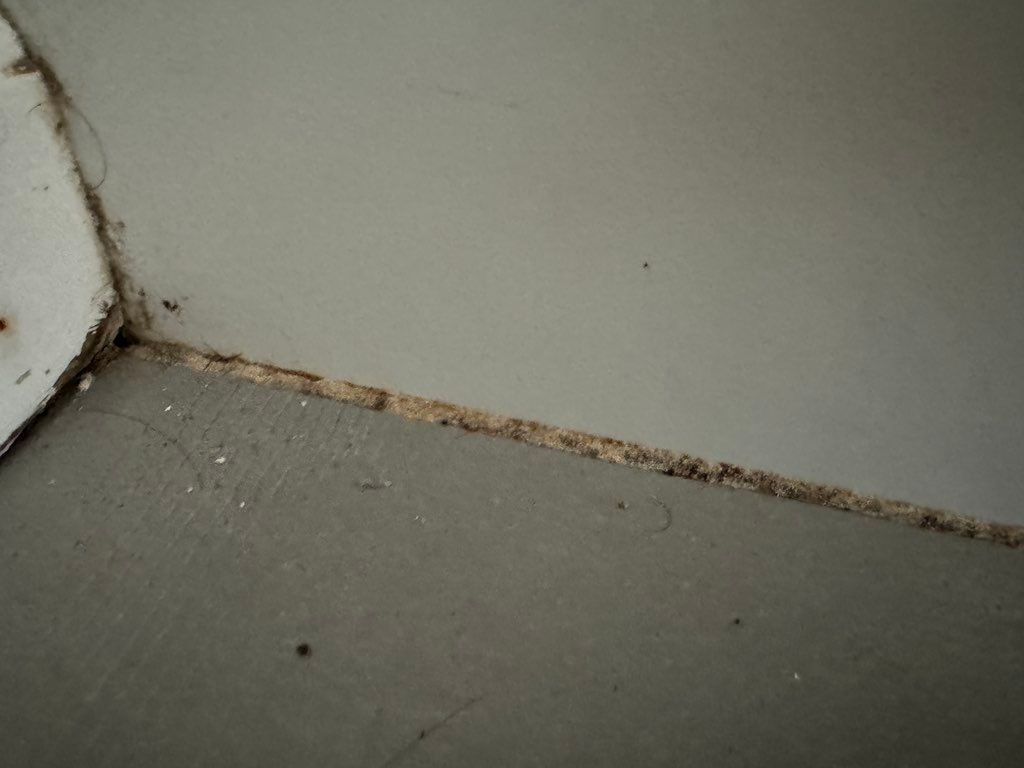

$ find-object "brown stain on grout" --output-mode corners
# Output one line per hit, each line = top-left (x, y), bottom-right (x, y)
(132, 342), (1024, 550)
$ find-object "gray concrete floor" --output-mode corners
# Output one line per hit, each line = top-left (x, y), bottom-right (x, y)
(1, 355), (1022, 767)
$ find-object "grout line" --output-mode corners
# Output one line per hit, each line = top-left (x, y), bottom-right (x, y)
(131, 342), (1024, 549)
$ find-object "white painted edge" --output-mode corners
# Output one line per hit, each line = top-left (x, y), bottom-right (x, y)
(0, 18), (116, 453)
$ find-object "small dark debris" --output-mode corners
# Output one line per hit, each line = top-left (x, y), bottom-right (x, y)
(112, 327), (137, 348)
(0, 317), (7, 331)
(15, 369), (31, 385)
(419, 730), (427, 740)
(162, 299), (181, 313)
(616, 500), (628, 510)
(612, 684), (619, 692)
(295, 643), (311, 658)
(208, 351), (243, 363)
(642, 262), (649, 269)
(732, 617), (741, 626)
(440, 418), (449, 426)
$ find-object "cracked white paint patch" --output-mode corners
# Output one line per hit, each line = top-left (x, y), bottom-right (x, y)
(0, 18), (115, 453)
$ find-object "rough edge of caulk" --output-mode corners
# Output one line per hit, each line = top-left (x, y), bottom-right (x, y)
(132, 342), (1024, 549)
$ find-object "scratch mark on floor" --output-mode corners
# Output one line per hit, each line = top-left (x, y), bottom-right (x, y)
(378, 696), (483, 768)
(650, 495), (673, 533)
(79, 407), (205, 489)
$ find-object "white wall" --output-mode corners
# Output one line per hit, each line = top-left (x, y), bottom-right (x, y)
(0, 17), (115, 452)
(6, 1), (1024, 522)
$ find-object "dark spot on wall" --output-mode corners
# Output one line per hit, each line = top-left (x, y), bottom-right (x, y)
(295, 642), (311, 658)
(0, 317), (7, 332)
(162, 299), (180, 313)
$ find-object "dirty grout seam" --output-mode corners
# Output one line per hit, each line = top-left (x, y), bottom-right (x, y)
(132, 342), (1024, 549)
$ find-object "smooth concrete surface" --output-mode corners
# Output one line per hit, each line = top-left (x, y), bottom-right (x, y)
(5, 1), (1024, 523)
(0, 15), (114, 452)
(1, 355), (1023, 766)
